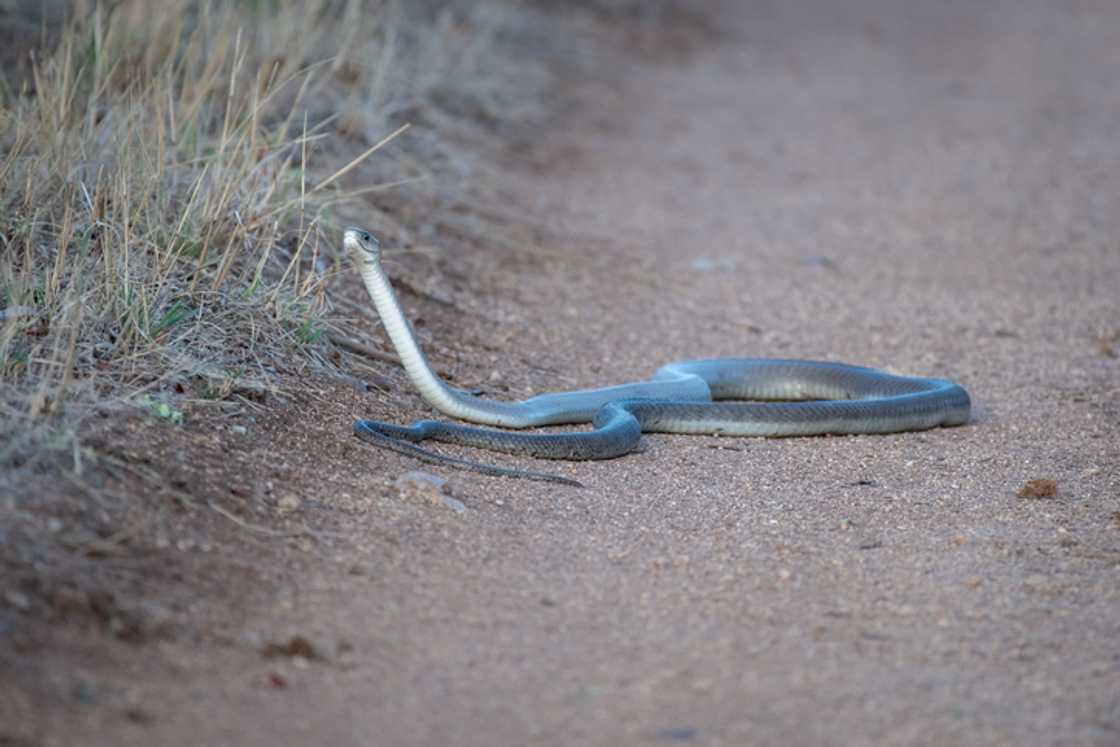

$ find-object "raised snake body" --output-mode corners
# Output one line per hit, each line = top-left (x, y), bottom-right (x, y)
(344, 227), (970, 477)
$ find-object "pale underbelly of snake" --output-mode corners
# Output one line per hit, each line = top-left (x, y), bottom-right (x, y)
(342, 228), (971, 485)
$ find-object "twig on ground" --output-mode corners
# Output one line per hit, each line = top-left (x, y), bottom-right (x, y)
(207, 500), (344, 541)
(328, 333), (403, 366)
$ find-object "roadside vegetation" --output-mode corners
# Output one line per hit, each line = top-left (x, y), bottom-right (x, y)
(0, 0), (692, 656)
(0, 0), (567, 648)
(0, 0), (552, 480)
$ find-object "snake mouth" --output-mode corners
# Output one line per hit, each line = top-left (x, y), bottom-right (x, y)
(343, 226), (380, 262)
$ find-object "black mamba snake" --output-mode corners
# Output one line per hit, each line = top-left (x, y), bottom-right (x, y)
(344, 227), (970, 484)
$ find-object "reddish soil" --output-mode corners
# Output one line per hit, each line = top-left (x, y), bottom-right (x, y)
(4, 2), (1119, 745)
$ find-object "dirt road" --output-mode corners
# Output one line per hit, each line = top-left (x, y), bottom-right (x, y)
(13, 1), (1120, 745)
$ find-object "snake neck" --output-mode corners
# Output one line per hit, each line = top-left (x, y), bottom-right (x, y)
(358, 259), (469, 417)
(355, 255), (713, 428)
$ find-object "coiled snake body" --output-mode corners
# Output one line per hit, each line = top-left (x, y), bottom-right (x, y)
(345, 228), (970, 483)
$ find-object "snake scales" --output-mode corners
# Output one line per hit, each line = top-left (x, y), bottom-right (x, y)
(344, 227), (970, 484)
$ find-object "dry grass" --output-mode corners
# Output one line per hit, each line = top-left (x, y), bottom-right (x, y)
(0, 0), (569, 651)
(0, 0), (553, 477)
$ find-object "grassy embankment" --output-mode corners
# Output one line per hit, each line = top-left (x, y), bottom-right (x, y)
(0, 0), (544, 483)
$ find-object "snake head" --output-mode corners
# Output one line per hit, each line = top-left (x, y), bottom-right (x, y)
(343, 226), (381, 264)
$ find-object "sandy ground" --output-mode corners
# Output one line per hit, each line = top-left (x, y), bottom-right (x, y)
(6, 1), (1120, 745)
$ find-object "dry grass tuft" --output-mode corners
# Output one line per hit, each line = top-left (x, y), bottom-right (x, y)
(0, 0), (552, 473)
(2, 1), (394, 418)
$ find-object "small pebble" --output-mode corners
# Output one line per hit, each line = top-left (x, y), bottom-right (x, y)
(260, 635), (318, 660)
(441, 495), (467, 513)
(123, 706), (155, 724)
(4, 590), (31, 611)
(1018, 478), (1058, 499)
(394, 471), (467, 513)
(277, 494), (301, 512)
